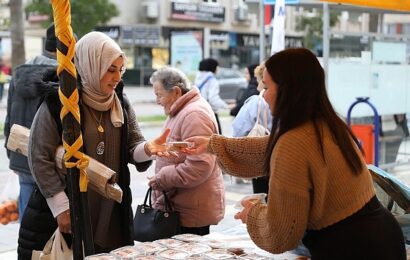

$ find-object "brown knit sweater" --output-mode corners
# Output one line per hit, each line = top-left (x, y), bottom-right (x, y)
(209, 122), (375, 254)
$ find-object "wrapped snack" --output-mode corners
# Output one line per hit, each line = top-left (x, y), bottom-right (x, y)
(110, 246), (142, 259)
(133, 256), (157, 260)
(177, 242), (212, 255)
(202, 239), (227, 249)
(234, 193), (267, 210)
(156, 238), (186, 248)
(227, 247), (245, 256)
(156, 248), (191, 259)
(135, 242), (166, 255)
(84, 253), (120, 259)
(202, 249), (235, 259)
(238, 253), (272, 260)
(172, 233), (205, 243)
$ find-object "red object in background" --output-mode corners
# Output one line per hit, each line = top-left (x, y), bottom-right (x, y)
(265, 5), (273, 25)
(351, 124), (375, 164)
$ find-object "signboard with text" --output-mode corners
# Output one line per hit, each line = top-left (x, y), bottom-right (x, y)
(170, 1), (225, 23)
(170, 30), (203, 81)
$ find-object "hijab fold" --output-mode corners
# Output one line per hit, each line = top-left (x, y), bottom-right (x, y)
(75, 31), (124, 127)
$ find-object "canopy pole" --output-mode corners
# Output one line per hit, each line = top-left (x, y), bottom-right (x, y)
(322, 2), (330, 89)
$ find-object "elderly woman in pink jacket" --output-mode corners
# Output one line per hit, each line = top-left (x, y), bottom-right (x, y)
(147, 67), (225, 235)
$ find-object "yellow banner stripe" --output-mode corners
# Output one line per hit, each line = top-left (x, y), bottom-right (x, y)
(52, 0), (89, 192)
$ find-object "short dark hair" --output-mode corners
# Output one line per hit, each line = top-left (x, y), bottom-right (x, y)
(264, 48), (363, 175)
(45, 23), (57, 52)
(199, 58), (218, 73)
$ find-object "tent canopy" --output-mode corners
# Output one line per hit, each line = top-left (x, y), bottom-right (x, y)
(320, 0), (410, 12)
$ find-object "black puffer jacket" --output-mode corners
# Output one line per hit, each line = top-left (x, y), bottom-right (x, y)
(4, 64), (57, 174)
(17, 72), (152, 259)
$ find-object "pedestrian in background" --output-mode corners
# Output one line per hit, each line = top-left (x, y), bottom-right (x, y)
(4, 23), (58, 222)
(194, 58), (228, 134)
(0, 57), (11, 101)
(184, 48), (406, 259)
(231, 63), (272, 192)
(17, 31), (170, 258)
(230, 64), (259, 117)
(149, 67), (225, 235)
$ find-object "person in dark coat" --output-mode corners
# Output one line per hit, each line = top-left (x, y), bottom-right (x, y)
(230, 64), (259, 117)
(4, 23), (58, 222)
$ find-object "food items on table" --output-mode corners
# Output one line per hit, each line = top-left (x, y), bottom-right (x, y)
(135, 242), (166, 255)
(227, 247), (245, 256)
(177, 242), (212, 255)
(237, 252), (272, 259)
(84, 253), (120, 259)
(110, 246), (142, 259)
(156, 248), (191, 259)
(172, 233), (205, 243)
(133, 256), (157, 260)
(202, 249), (236, 259)
(0, 200), (18, 225)
(156, 238), (186, 248)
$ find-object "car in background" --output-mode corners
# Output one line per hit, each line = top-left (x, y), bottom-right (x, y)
(216, 67), (247, 104)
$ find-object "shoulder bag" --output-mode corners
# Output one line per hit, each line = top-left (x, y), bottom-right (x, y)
(133, 187), (181, 242)
(248, 92), (270, 137)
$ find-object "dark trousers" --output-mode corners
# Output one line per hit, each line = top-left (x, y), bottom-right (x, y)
(303, 196), (406, 260)
(214, 113), (222, 134)
(180, 225), (210, 236)
(252, 177), (269, 195)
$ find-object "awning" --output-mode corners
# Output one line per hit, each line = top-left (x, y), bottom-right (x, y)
(320, 0), (410, 12)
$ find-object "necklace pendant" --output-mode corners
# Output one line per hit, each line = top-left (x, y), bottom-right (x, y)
(97, 125), (104, 133)
(96, 141), (105, 155)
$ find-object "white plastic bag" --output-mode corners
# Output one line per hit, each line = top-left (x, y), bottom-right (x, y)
(0, 172), (19, 202)
(32, 228), (72, 260)
(247, 93), (270, 137)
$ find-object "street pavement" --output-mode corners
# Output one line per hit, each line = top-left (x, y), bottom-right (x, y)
(0, 86), (254, 258)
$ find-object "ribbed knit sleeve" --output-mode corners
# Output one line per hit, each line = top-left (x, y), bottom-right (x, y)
(246, 129), (311, 254)
(208, 135), (269, 178)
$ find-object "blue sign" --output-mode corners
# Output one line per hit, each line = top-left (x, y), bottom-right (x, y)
(264, 0), (299, 4)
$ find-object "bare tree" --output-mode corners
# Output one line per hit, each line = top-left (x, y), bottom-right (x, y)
(9, 0), (25, 69)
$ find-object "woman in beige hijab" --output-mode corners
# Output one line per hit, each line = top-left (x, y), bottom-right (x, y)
(20, 31), (168, 256)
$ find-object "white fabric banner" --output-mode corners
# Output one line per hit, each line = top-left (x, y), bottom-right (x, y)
(271, 0), (286, 55)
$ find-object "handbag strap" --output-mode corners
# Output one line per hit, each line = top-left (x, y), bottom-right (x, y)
(144, 187), (174, 212)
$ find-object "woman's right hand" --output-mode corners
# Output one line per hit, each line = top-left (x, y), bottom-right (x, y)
(56, 209), (71, 234)
(182, 136), (211, 155)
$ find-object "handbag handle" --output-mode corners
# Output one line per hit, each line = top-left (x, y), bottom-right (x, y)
(143, 187), (174, 212)
(256, 90), (270, 133)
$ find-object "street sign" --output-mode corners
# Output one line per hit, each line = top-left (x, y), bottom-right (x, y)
(264, 0), (299, 4)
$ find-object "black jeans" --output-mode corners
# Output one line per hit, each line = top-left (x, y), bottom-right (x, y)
(303, 196), (406, 260)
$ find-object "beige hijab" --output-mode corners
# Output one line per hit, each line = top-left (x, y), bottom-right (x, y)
(74, 31), (124, 127)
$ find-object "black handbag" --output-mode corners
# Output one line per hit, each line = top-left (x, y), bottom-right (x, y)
(133, 187), (181, 242)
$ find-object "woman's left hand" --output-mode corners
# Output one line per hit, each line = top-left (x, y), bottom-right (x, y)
(234, 199), (255, 224)
(147, 175), (160, 190)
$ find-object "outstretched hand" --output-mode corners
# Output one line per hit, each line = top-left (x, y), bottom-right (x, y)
(181, 136), (211, 155)
(145, 128), (178, 157)
(234, 199), (255, 224)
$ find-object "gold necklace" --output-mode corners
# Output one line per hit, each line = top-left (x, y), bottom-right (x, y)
(89, 108), (105, 155)
(89, 109), (104, 133)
